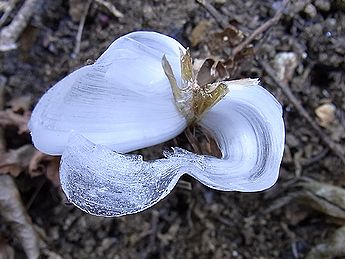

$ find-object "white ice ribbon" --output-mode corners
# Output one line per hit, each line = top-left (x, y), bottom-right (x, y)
(29, 31), (285, 217)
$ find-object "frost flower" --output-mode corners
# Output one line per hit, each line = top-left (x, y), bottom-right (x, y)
(29, 31), (285, 217)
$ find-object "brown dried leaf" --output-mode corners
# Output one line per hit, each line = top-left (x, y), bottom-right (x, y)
(0, 144), (35, 177)
(196, 58), (216, 85)
(29, 151), (60, 186)
(189, 20), (211, 47)
(306, 226), (345, 259)
(205, 26), (254, 78)
(0, 109), (31, 134)
(7, 95), (31, 113)
(213, 27), (244, 48)
(0, 175), (40, 259)
(196, 58), (229, 86)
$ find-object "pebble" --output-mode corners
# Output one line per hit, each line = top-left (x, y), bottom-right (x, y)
(314, 0), (331, 11)
(304, 4), (317, 18)
(315, 103), (336, 127)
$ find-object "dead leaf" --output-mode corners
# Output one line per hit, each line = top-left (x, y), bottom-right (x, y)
(0, 144), (36, 177)
(29, 151), (61, 186)
(0, 174), (40, 259)
(205, 26), (254, 78)
(189, 20), (211, 47)
(0, 95), (31, 134)
(306, 225), (345, 259)
(196, 58), (229, 86)
(213, 27), (244, 48)
(7, 95), (31, 114)
(0, 109), (31, 134)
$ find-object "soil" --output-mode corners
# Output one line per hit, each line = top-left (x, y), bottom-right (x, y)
(1, 0), (345, 258)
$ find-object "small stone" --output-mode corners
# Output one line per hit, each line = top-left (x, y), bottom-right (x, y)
(232, 250), (239, 257)
(304, 4), (317, 18)
(273, 52), (298, 82)
(314, 0), (331, 11)
(315, 103), (336, 127)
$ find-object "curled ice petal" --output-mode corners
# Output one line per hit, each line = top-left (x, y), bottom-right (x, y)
(179, 79), (285, 191)
(60, 134), (186, 217)
(60, 79), (284, 216)
(29, 32), (187, 155)
(29, 31), (285, 217)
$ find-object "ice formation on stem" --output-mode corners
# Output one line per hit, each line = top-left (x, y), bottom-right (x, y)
(29, 31), (285, 217)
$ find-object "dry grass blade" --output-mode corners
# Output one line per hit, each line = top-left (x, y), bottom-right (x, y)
(265, 180), (345, 220)
(298, 181), (345, 219)
(0, 175), (40, 259)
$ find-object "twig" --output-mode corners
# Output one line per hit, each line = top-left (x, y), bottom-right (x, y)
(0, 0), (40, 51)
(94, 0), (124, 18)
(259, 59), (345, 164)
(0, 75), (6, 152)
(0, 175), (40, 259)
(0, 0), (20, 27)
(232, 0), (290, 57)
(196, 0), (229, 29)
(148, 210), (159, 249)
(72, 0), (92, 58)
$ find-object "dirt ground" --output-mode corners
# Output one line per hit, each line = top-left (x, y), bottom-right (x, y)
(1, 0), (345, 258)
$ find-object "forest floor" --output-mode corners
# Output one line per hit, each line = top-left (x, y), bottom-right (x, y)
(0, 0), (345, 258)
